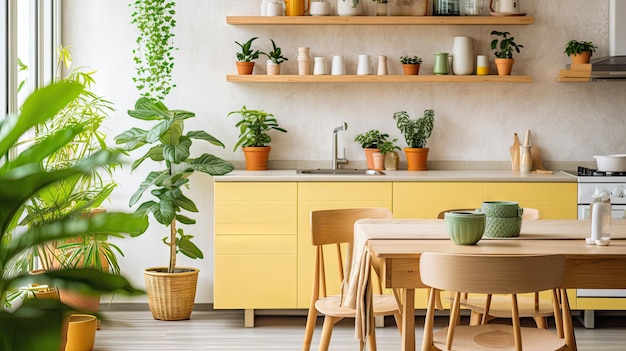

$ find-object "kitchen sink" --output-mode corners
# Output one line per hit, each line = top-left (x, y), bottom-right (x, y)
(297, 168), (385, 175)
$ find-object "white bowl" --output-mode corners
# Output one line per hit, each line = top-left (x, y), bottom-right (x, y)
(594, 154), (626, 172)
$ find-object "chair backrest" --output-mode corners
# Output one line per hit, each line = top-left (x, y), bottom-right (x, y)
(310, 208), (393, 297)
(420, 253), (565, 295)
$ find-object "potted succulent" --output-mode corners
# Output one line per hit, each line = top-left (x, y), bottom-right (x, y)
(376, 139), (401, 171)
(393, 109), (435, 170)
(564, 40), (597, 64)
(400, 55), (423, 75)
(235, 37), (261, 75)
(0, 81), (148, 351)
(263, 39), (288, 75)
(227, 106), (288, 170)
(121, 0), (235, 321)
(354, 129), (390, 170)
(490, 31), (524, 76)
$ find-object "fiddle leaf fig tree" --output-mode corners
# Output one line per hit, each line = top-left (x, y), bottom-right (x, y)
(115, 98), (234, 273)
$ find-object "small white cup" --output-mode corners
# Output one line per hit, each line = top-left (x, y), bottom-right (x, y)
(331, 55), (346, 75)
(357, 54), (372, 75)
(313, 57), (327, 75)
(266, 2), (283, 16)
(309, 1), (331, 16)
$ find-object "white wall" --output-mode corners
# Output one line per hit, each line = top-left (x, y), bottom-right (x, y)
(62, 0), (625, 304)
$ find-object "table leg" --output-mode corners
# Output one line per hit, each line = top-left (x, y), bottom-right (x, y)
(561, 289), (577, 351)
(401, 288), (416, 351)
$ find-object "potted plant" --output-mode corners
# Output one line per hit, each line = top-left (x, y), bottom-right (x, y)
(337, 0), (362, 15)
(393, 109), (435, 170)
(227, 106), (288, 170)
(115, 98), (234, 320)
(372, 0), (389, 16)
(0, 81), (148, 351)
(400, 55), (423, 75)
(490, 30), (524, 76)
(263, 39), (288, 75)
(235, 37), (261, 75)
(354, 129), (390, 169)
(376, 139), (401, 171)
(122, 0), (235, 321)
(564, 40), (597, 64)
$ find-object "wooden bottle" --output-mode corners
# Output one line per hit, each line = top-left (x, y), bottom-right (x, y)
(509, 133), (520, 171)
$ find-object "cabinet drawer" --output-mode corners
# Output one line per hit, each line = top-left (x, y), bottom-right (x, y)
(215, 182), (297, 201)
(393, 182), (484, 219)
(484, 183), (576, 202)
(215, 235), (296, 255)
(298, 182), (392, 202)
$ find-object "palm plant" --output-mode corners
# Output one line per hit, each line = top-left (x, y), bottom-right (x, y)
(0, 81), (148, 350)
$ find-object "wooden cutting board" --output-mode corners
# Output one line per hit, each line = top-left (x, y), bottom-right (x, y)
(509, 133), (520, 171)
(531, 146), (547, 171)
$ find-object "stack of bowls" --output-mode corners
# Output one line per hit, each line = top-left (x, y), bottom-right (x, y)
(482, 201), (523, 238)
(444, 211), (485, 245)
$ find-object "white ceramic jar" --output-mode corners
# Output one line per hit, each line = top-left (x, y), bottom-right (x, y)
(451, 36), (474, 75)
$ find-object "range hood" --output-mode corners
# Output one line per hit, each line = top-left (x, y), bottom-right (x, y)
(591, 0), (626, 81)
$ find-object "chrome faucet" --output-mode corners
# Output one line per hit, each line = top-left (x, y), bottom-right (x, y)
(332, 122), (349, 170)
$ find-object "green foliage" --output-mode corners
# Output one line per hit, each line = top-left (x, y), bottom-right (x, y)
(0, 81), (148, 350)
(400, 55), (423, 65)
(342, 0), (360, 7)
(235, 37), (261, 62)
(130, 0), (177, 100)
(115, 98), (234, 272)
(264, 39), (289, 65)
(490, 31), (524, 59)
(354, 130), (389, 149)
(564, 40), (597, 57)
(227, 106), (288, 150)
(393, 109), (435, 148)
(378, 139), (400, 154)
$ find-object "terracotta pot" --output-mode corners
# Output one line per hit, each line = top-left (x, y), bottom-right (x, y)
(65, 314), (97, 351)
(404, 147), (429, 171)
(571, 52), (591, 64)
(372, 152), (385, 170)
(494, 58), (514, 76)
(144, 267), (200, 321)
(267, 62), (281, 75)
(402, 64), (420, 75)
(243, 146), (271, 170)
(236, 61), (255, 75)
(363, 148), (380, 170)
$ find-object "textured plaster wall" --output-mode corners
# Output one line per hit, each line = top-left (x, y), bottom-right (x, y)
(63, 0), (624, 303)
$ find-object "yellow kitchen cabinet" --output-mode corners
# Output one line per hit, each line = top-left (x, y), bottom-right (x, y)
(484, 182), (577, 219)
(214, 182), (297, 312)
(393, 182), (484, 219)
(297, 182), (392, 308)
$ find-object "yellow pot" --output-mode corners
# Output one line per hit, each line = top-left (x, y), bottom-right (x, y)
(65, 314), (97, 351)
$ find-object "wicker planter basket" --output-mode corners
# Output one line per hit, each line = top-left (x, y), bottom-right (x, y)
(144, 267), (199, 321)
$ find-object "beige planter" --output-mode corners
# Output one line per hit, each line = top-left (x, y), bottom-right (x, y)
(267, 61), (281, 75)
(65, 314), (97, 351)
(372, 152), (385, 170)
(144, 267), (199, 321)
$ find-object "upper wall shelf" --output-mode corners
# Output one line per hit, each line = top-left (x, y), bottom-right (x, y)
(227, 75), (532, 83)
(226, 16), (534, 26)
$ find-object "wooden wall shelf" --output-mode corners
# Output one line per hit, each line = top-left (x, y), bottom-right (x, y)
(226, 16), (534, 26)
(226, 75), (532, 83)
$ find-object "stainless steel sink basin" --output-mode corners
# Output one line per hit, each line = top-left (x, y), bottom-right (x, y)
(297, 169), (385, 175)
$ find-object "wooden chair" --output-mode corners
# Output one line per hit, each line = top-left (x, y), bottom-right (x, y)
(420, 253), (569, 351)
(302, 208), (401, 351)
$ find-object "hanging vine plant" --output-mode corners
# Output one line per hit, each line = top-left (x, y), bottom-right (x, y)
(130, 0), (177, 101)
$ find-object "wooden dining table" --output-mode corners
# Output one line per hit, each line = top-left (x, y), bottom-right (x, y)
(354, 219), (626, 351)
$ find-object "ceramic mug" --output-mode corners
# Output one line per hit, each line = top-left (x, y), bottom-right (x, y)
(357, 54), (372, 75)
(490, 0), (519, 13)
(331, 55), (346, 75)
(309, 1), (331, 16)
(313, 57), (327, 75)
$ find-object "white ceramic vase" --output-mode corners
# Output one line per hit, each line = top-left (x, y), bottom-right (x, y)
(337, 0), (362, 15)
(451, 36), (474, 75)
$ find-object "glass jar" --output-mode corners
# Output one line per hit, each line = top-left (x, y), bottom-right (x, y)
(462, 0), (483, 15)
(590, 188), (611, 242)
(433, 0), (460, 16)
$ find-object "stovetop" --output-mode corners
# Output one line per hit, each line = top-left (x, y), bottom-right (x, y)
(562, 167), (626, 184)
(577, 166), (626, 177)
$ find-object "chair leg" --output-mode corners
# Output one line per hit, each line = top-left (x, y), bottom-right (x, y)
(367, 328), (378, 351)
(302, 308), (318, 351)
(319, 316), (342, 351)
(533, 316), (548, 329)
(469, 311), (483, 326)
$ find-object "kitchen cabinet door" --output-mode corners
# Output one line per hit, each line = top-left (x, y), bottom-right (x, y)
(393, 182), (484, 219)
(484, 182), (577, 219)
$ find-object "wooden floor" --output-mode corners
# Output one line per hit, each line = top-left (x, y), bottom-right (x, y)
(94, 310), (626, 350)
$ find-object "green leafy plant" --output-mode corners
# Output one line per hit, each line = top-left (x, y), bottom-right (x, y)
(115, 98), (234, 273)
(130, 0), (177, 100)
(342, 0), (360, 7)
(393, 109), (435, 148)
(235, 37), (261, 62)
(564, 40), (597, 57)
(400, 55), (423, 65)
(378, 139), (400, 154)
(490, 31), (524, 59)
(354, 130), (390, 149)
(0, 81), (148, 350)
(227, 106), (288, 150)
(264, 39), (288, 65)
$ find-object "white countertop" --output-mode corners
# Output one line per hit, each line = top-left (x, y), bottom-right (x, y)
(214, 169), (577, 182)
